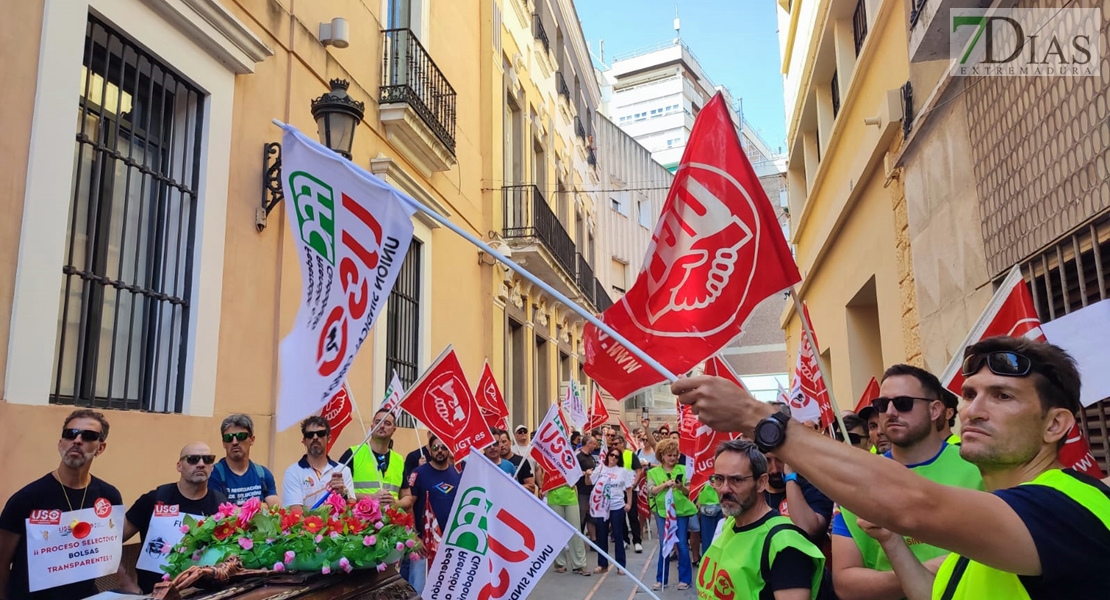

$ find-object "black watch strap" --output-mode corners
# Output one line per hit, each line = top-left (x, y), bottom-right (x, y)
(755, 412), (790, 453)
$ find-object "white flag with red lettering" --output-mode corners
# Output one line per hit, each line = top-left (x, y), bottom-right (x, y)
(276, 124), (415, 431)
(378, 371), (404, 415)
(530, 404), (582, 494)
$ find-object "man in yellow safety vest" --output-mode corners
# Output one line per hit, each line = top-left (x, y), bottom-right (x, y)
(338, 409), (404, 507)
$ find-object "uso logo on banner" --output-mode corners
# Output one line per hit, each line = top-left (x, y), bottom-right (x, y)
(29, 510), (62, 525)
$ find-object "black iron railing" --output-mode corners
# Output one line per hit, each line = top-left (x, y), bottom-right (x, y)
(533, 14), (550, 53)
(576, 253), (595, 305)
(853, 0), (868, 56)
(556, 71), (571, 102)
(587, 147), (597, 167)
(380, 28), (457, 154)
(909, 0), (926, 28)
(575, 116), (586, 140)
(831, 70), (840, 118)
(901, 80), (914, 138)
(502, 185), (577, 275)
(594, 278), (614, 312)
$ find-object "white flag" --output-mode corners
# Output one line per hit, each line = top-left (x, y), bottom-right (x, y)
(530, 404), (583, 488)
(424, 453), (573, 600)
(562, 380), (588, 431)
(379, 370), (405, 414)
(275, 125), (416, 430)
(661, 489), (678, 557)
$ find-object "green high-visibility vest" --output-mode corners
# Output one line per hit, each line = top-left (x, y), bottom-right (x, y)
(698, 484), (719, 505)
(931, 469), (1110, 600)
(840, 443), (983, 572)
(647, 465), (697, 517)
(350, 446), (404, 498)
(697, 513), (825, 600)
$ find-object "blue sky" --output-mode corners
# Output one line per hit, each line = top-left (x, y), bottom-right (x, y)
(576, 0), (787, 153)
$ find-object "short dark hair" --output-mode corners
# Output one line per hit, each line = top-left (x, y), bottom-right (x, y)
(963, 336), (1081, 415)
(882, 364), (946, 401)
(491, 427), (506, 437)
(220, 414), (254, 436)
(714, 439), (768, 479)
(374, 409), (396, 423)
(300, 416), (330, 437)
(64, 409), (110, 441)
(841, 413), (866, 434)
(427, 433), (440, 445)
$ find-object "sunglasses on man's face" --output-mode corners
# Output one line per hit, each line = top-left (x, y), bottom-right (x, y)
(871, 396), (933, 413)
(61, 428), (103, 442)
(222, 432), (250, 443)
(303, 430), (328, 440)
(181, 454), (216, 465)
(430, 444), (449, 452)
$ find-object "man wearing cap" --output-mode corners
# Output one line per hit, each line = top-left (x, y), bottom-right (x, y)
(676, 336), (1110, 600)
(858, 404), (891, 455)
(512, 425), (530, 457)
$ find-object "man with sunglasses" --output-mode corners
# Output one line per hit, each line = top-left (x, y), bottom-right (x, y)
(826, 364), (983, 600)
(0, 410), (122, 600)
(209, 414), (279, 506)
(398, 434), (458, 593)
(118, 442), (227, 594)
(282, 417), (354, 510)
(338, 409), (404, 506)
(676, 336), (1110, 600)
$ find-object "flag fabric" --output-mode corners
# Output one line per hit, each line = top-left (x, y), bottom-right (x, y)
(853, 377), (881, 415)
(619, 419), (641, 452)
(530, 404), (583, 495)
(562, 381), (589, 431)
(939, 266), (1103, 478)
(379, 371), (405, 415)
(660, 489), (678, 557)
(400, 346), (495, 462)
(789, 304), (835, 430)
(637, 479), (651, 521)
(582, 92), (802, 400)
(422, 491), (442, 559)
(677, 402), (698, 458)
(776, 381), (790, 404)
(275, 124), (416, 430)
(685, 357), (741, 500)
(586, 388), (610, 431)
(588, 476), (610, 519)
(423, 453), (573, 600)
(320, 385), (353, 454)
(474, 361), (509, 425)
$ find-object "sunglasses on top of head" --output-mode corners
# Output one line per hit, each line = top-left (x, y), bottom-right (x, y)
(871, 396), (934, 413)
(222, 432), (250, 443)
(181, 454), (216, 465)
(961, 351), (1064, 389)
(61, 428), (104, 442)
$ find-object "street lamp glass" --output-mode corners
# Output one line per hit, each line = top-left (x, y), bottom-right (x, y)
(310, 79), (365, 160)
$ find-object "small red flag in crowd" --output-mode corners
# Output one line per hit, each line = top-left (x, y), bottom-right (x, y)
(586, 388), (610, 431)
(400, 346), (495, 462)
(788, 304), (835, 430)
(320, 385), (353, 454)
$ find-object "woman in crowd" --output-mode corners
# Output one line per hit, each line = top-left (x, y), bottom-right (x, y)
(588, 447), (634, 574)
(646, 438), (696, 590)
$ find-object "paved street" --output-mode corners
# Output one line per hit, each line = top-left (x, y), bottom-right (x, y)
(531, 535), (699, 600)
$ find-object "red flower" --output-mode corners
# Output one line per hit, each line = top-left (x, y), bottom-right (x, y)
(302, 516), (325, 534)
(346, 517), (368, 534)
(281, 510), (303, 532)
(326, 518), (344, 534)
(213, 522), (236, 541)
(386, 507), (413, 528)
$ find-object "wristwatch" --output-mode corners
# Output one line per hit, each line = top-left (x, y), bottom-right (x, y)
(783, 472), (799, 484)
(754, 412), (790, 453)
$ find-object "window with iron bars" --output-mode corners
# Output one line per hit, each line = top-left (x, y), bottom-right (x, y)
(1017, 212), (1110, 474)
(386, 239), (423, 428)
(52, 15), (204, 413)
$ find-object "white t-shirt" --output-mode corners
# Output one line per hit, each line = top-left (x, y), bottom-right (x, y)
(281, 455), (355, 508)
(592, 465), (635, 510)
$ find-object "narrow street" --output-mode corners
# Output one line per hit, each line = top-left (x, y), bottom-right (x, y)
(531, 537), (698, 600)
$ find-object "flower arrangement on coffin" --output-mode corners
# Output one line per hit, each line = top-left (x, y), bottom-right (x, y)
(163, 495), (420, 580)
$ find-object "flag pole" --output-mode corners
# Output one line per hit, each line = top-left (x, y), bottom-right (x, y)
(345, 386), (385, 490)
(272, 118), (678, 386)
(789, 288), (852, 445)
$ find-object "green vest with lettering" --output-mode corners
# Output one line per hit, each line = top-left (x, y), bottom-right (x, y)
(931, 469), (1110, 600)
(647, 465), (697, 517)
(841, 443), (984, 572)
(350, 446), (404, 498)
(697, 514), (825, 600)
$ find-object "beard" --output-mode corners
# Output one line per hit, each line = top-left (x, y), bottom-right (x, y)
(308, 442), (326, 457)
(61, 447), (95, 469)
(887, 417), (932, 448)
(720, 489), (758, 517)
(766, 473), (785, 489)
(184, 469), (210, 483)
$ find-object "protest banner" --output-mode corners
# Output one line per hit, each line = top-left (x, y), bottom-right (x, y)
(788, 303), (835, 430)
(25, 502), (125, 591)
(562, 380), (589, 432)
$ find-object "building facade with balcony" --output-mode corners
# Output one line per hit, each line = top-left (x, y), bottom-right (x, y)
(897, 0), (1110, 470)
(487, 0), (604, 430)
(0, 0), (490, 502)
(777, 0), (916, 412)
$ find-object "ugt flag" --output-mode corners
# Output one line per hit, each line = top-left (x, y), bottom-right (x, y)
(583, 92), (801, 400)
(320, 385), (353, 454)
(276, 124), (415, 430)
(475, 361), (509, 430)
(424, 453), (573, 600)
(789, 303), (835, 430)
(684, 357), (740, 500)
(586, 387), (610, 431)
(401, 346), (495, 461)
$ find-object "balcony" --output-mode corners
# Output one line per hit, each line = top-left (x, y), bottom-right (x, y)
(533, 14), (550, 54)
(575, 253), (596, 307)
(502, 185), (578, 296)
(901, 81), (914, 138)
(379, 28), (457, 173)
(909, 0), (990, 62)
(852, 0), (868, 56)
(556, 71), (571, 102)
(575, 116), (586, 141)
(831, 70), (840, 119)
(594, 278), (614, 312)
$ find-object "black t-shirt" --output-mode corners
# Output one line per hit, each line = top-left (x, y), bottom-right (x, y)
(733, 511), (817, 595)
(0, 473), (123, 600)
(576, 451), (597, 494)
(764, 476), (834, 542)
(505, 454), (534, 484)
(993, 470), (1110, 600)
(402, 446), (430, 489)
(126, 483), (227, 593)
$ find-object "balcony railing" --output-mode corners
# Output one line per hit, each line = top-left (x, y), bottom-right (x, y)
(853, 0), (868, 56)
(575, 116), (586, 140)
(831, 70), (840, 118)
(587, 147), (597, 167)
(901, 80), (914, 138)
(533, 14), (550, 53)
(556, 71), (571, 102)
(502, 185), (577, 275)
(381, 28), (457, 154)
(909, 0), (926, 28)
(594, 278), (614, 312)
(576, 253), (595, 304)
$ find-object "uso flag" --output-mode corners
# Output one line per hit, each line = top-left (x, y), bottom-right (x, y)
(583, 93), (800, 400)
(276, 124), (415, 430)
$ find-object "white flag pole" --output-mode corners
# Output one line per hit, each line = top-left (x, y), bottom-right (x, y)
(272, 118), (678, 386)
(789, 288), (851, 445)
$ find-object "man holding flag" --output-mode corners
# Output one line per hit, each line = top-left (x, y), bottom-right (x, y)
(399, 433), (458, 594)
(338, 408), (404, 506)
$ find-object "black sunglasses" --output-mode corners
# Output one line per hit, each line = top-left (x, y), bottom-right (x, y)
(303, 430), (329, 439)
(961, 351), (1064, 390)
(871, 396), (934, 413)
(61, 428), (103, 442)
(181, 454), (216, 465)
(222, 432), (250, 443)
(429, 444), (449, 452)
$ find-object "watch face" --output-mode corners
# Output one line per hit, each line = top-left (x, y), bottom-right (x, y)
(756, 418), (785, 450)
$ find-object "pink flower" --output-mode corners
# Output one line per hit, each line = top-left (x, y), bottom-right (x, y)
(219, 501), (237, 516)
(177, 546), (187, 554)
(161, 543), (171, 555)
(284, 550), (296, 564)
(237, 497), (262, 527)
(314, 534), (324, 544)
(192, 551), (202, 561)
(396, 542), (404, 551)
(409, 552), (420, 561)
(325, 493), (348, 517)
(321, 565), (331, 575)
(179, 524), (190, 534)
(329, 531), (340, 540)
(405, 539), (416, 548)
(238, 537), (254, 550)
(273, 562), (285, 572)
(339, 557), (351, 573)
(363, 535), (377, 546)
(163, 574), (171, 582)
(376, 563), (387, 573)
(266, 538), (275, 544)
(352, 497), (382, 522)
(374, 521), (384, 530)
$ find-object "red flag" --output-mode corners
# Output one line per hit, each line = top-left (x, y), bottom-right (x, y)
(853, 377), (881, 415)
(637, 479), (651, 521)
(678, 403), (698, 457)
(619, 419), (641, 452)
(399, 346), (495, 462)
(474, 361), (509, 420)
(582, 93), (801, 400)
(320, 385), (354, 454)
(586, 388), (610, 431)
(422, 491), (442, 557)
(789, 304), (835, 430)
(684, 357), (740, 500)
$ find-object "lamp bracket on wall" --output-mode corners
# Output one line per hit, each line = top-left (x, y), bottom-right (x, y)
(258, 142), (284, 232)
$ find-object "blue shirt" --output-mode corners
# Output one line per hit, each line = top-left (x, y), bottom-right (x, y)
(409, 463), (462, 532)
(209, 458), (277, 505)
